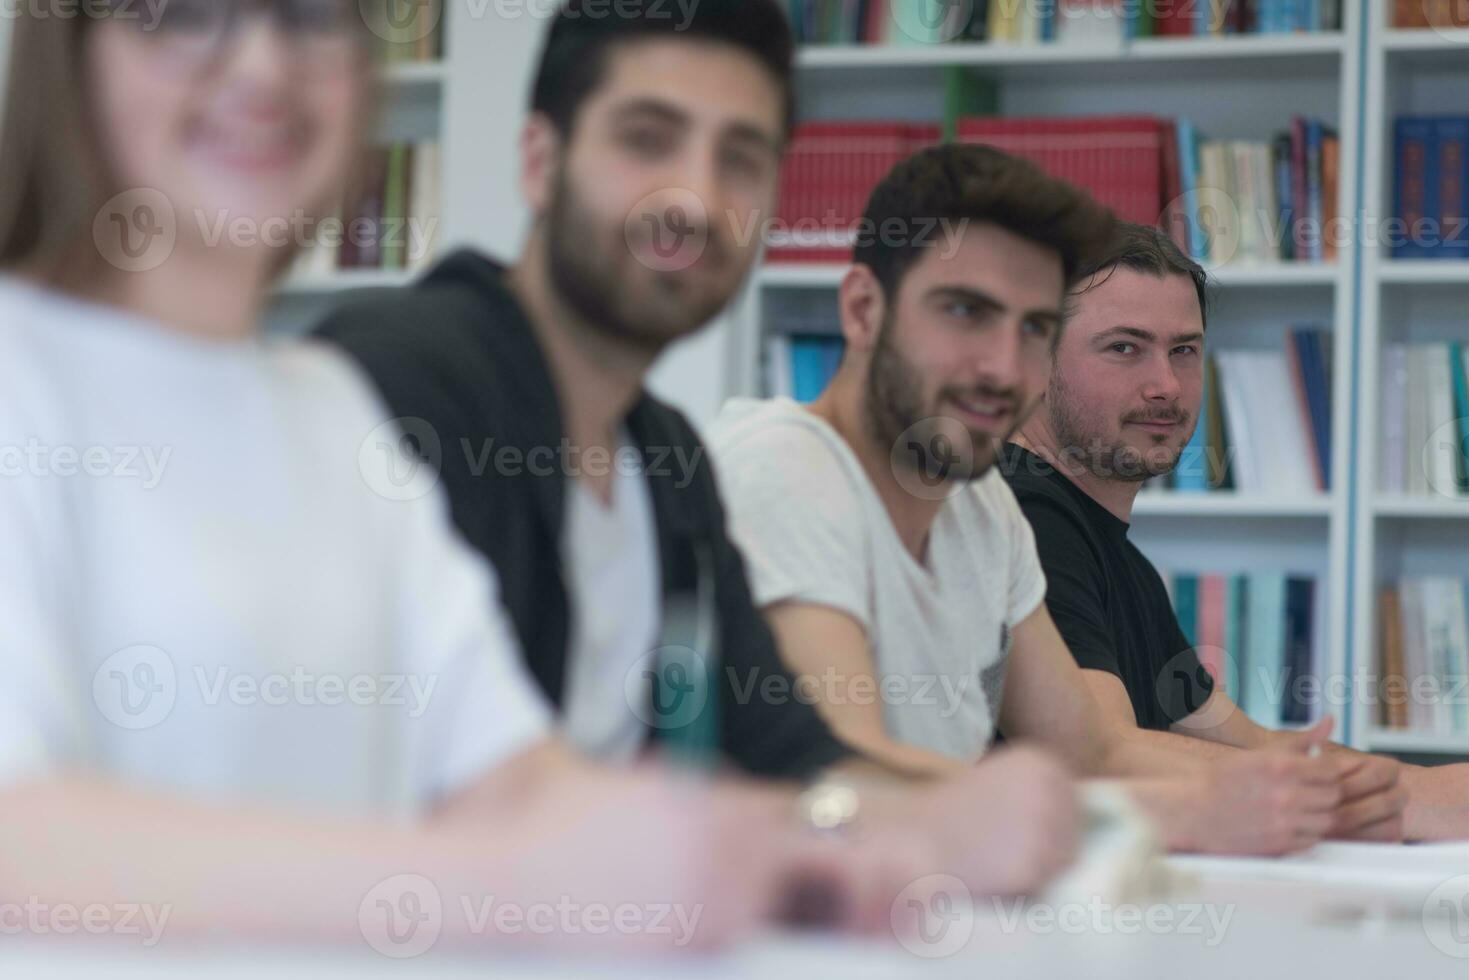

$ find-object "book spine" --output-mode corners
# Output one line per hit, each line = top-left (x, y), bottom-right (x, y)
(1394, 118), (1433, 260)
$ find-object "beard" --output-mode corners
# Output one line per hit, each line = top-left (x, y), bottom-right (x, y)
(545, 168), (737, 356)
(863, 311), (1020, 486)
(1046, 371), (1189, 483)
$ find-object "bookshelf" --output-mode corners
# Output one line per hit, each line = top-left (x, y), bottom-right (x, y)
(726, 2), (1366, 746)
(1348, 9), (1469, 758)
(266, 46), (449, 332)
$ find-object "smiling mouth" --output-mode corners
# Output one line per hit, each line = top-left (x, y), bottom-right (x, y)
(947, 394), (1014, 431)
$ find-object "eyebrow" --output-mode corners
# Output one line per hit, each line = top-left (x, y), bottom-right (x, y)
(608, 99), (781, 157)
(927, 285), (1065, 326)
(1095, 325), (1205, 346)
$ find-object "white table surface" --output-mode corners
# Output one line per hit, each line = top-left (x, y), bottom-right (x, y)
(7, 845), (1469, 978)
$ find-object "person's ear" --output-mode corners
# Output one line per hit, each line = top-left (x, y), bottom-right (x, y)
(520, 114), (562, 216)
(839, 264), (887, 354)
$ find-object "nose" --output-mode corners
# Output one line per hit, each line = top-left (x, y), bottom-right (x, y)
(970, 318), (1026, 393)
(1141, 350), (1184, 404)
(672, 138), (721, 232)
(220, 16), (293, 89)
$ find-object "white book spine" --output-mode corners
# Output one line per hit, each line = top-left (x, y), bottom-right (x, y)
(1424, 344), (1458, 498)
(1381, 345), (1408, 494)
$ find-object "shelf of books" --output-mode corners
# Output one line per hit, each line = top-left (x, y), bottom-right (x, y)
(729, 0), (1361, 740)
(1349, 1), (1469, 756)
(270, 11), (448, 315)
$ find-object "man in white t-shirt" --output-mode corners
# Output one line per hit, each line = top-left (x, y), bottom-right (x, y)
(710, 143), (1364, 856)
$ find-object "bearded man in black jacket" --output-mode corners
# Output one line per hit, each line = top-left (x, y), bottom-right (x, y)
(318, 0), (1084, 895)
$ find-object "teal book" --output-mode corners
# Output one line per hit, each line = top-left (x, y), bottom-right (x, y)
(1222, 575), (1245, 701)
(1175, 366), (1211, 492)
(1450, 342), (1469, 493)
(790, 336), (833, 403)
(1242, 572), (1288, 729)
(1174, 574), (1200, 646)
(1175, 119), (1206, 261)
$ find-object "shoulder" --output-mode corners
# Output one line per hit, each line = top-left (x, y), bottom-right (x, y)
(313, 250), (520, 381)
(708, 398), (863, 489)
(0, 279), (108, 426)
(966, 468), (1030, 531)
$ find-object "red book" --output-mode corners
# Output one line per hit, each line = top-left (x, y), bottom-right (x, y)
(1198, 575), (1228, 691)
(1160, 120), (1188, 249)
(1154, 0), (1196, 35)
(955, 115), (1165, 225)
(770, 121), (916, 264)
(1322, 134), (1340, 262)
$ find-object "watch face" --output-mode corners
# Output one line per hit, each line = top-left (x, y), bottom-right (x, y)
(803, 783), (860, 832)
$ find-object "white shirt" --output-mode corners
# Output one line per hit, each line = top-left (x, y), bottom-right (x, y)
(558, 446), (661, 763)
(0, 278), (550, 818)
(707, 397), (1047, 762)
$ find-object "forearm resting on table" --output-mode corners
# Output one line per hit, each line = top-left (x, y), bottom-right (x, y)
(0, 744), (582, 946)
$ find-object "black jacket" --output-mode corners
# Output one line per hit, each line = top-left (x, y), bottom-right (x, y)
(316, 249), (851, 779)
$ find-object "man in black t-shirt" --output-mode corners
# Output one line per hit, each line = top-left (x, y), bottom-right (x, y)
(1001, 221), (1469, 841)
(1002, 440), (1209, 732)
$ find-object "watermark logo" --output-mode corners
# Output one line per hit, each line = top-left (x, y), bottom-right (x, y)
(0, 898), (171, 947)
(1162, 186), (1241, 269)
(93, 188), (176, 273)
(360, 874), (443, 959)
(359, 0), (442, 44)
(359, 417), (443, 502)
(624, 645), (710, 731)
(1156, 647), (1238, 733)
(890, 416), (977, 501)
(1422, 419), (1469, 500)
(892, 874), (973, 959)
(624, 188), (709, 273)
(92, 645), (177, 730)
(1424, 0), (1469, 41)
(890, 0), (975, 44)
(1424, 874), (1469, 958)
(991, 896), (1234, 946)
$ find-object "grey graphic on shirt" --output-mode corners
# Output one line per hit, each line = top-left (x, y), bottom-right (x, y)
(981, 623), (1013, 716)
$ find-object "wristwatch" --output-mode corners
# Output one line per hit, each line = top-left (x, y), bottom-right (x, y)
(795, 779), (861, 836)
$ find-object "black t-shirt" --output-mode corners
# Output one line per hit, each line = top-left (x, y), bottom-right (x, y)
(1000, 444), (1214, 731)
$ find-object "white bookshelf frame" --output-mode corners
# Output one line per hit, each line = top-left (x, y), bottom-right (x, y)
(1348, 11), (1469, 757)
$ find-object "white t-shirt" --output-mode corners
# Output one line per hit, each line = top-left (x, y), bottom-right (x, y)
(707, 397), (1047, 762)
(558, 449), (661, 763)
(0, 277), (550, 818)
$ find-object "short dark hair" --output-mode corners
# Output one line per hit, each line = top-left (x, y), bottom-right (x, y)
(529, 0), (795, 138)
(854, 143), (1118, 305)
(1068, 221), (1210, 328)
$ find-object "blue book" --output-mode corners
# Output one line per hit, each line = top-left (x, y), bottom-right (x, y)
(1282, 577), (1316, 725)
(1258, 0), (1278, 33)
(1450, 342), (1469, 493)
(1433, 117), (1469, 261)
(1176, 119), (1206, 261)
(1274, 134), (1296, 261)
(1292, 329), (1332, 491)
(1394, 118), (1438, 260)
(1175, 361), (1211, 492)
(1309, 331), (1333, 489)
(790, 336), (830, 403)
(1242, 572), (1288, 728)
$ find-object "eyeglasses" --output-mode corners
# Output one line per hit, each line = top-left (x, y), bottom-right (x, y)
(110, 0), (370, 72)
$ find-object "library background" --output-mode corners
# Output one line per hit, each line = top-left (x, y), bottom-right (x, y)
(3, 1), (1465, 758)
